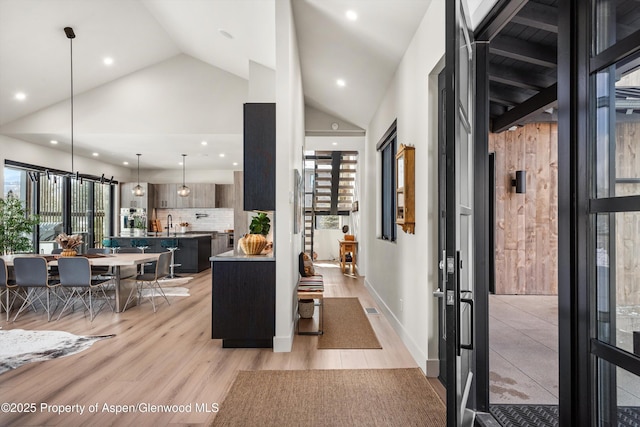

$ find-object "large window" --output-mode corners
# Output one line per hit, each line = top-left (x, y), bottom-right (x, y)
(377, 120), (397, 242)
(3, 163), (114, 253)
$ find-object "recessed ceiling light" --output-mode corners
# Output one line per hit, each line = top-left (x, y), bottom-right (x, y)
(233, 162), (238, 166)
(218, 29), (234, 39)
(103, 57), (114, 66)
(179, 162), (183, 166)
(14, 92), (26, 101)
(123, 161), (129, 165)
(50, 140), (58, 145)
(201, 141), (208, 146)
(332, 142), (338, 146)
(346, 10), (358, 21)
(92, 152), (99, 157)
(336, 79), (346, 87)
(219, 153), (225, 158)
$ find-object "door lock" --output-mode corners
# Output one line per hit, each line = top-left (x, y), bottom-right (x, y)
(446, 290), (455, 306)
(447, 256), (455, 274)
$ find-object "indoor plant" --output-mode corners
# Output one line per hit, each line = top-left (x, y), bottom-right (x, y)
(0, 191), (39, 255)
(240, 212), (271, 255)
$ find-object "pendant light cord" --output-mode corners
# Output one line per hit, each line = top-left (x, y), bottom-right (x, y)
(65, 27), (76, 175)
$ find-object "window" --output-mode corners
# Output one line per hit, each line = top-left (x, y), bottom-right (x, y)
(315, 215), (340, 230)
(377, 120), (397, 242)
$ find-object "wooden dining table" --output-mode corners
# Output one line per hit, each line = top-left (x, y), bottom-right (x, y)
(1, 252), (161, 312)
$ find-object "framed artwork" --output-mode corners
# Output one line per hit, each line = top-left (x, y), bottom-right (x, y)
(293, 169), (303, 234)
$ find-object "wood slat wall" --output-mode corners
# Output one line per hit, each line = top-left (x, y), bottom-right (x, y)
(615, 122), (640, 306)
(489, 122), (558, 295)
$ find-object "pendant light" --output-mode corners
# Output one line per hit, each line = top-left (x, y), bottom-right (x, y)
(132, 153), (145, 196)
(177, 154), (190, 197)
(64, 27), (77, 178)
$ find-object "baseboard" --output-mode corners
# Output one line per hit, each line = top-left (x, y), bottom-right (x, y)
(364, 278), (428, 375)
(273, 322), (294, 352)
(425, 358), (440, 378)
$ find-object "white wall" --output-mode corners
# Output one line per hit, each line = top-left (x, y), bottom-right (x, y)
(1, 135), (131, 194)
(364, 0), (445, 376)
(273, 0), (305, 352)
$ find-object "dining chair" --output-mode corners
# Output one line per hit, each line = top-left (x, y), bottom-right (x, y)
(56, 257), (113, 321)
(12, 257), (55, 322)
(124, 251), (172, 313)
(0, 258), (14, 321)
(87, 247), (112, 279)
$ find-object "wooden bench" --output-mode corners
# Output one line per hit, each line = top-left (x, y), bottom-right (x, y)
(297, 275), (324, 335)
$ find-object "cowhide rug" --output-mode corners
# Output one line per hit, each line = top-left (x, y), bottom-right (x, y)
(0, 329), (115, 375)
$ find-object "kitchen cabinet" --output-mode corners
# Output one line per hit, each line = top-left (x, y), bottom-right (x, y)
(244, 103), (275, 211)
(120, 182), (155, 210)
(153, 183), (177, 208)
(155, 183), (216, 208)
(215, 184), (234, 208)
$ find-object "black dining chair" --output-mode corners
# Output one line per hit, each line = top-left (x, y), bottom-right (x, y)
(12, 257), (56, 322)
(56, 257), (113, 321)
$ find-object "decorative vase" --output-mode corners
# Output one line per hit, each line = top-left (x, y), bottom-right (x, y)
(60, 248), (77, 257)
(239, 234), (268, 255)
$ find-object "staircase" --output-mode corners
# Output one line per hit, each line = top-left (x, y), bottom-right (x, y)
(303, 150), (358, 256)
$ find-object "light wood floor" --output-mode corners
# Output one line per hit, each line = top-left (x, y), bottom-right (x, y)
(0, 262), (437, 426)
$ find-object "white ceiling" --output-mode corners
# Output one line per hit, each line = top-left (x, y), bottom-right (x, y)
(0, 0), (432, 171)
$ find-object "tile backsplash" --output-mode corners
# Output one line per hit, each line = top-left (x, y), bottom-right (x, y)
(155, 208), (234, 232)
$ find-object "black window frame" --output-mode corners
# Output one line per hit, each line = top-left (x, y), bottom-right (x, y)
(377, 120), (397, 242)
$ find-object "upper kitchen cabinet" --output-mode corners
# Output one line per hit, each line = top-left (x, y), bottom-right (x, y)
(154, 184), (177, 209)
(155, 183), (216, 208)
(120, 182), (155, 210)
(215, 184), (234, 208)
(185, 184), (216, 208)
(244, 103), (275, 211)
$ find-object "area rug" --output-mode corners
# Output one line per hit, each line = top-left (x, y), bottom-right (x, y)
(317, 297), (382, 349)
(212, 368), (446, 426)
(0, 329), (115, 375)
(140, 286), (190, 297)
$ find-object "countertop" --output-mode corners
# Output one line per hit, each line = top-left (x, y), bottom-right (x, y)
(210, 250), (274, 261)
(114, 233), (214, 239)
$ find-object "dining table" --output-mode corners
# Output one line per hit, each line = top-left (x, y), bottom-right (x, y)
(1, 252), (161, 312)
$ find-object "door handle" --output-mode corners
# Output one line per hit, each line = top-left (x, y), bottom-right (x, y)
(460, 296), (474, 350)
(433, 288), (444, 298)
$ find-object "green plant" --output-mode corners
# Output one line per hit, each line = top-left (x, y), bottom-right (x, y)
(249, 212), (270, 235)
(0, 191), (40, 255)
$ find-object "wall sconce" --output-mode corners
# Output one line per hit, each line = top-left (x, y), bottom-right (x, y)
(512, 170), (526, 194)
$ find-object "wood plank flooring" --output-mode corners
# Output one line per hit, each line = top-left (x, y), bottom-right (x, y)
(0, 262), (424, 426)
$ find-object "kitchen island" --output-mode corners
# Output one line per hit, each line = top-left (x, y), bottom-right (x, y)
(210, 250), (275, 348)
(106, 234), (211, 273)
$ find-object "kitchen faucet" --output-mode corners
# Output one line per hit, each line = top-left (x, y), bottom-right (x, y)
(166, 214), (173, 236)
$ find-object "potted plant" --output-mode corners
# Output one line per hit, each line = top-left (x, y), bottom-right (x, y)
(0, 191), (39, 255)
(239, 212), (271, 255)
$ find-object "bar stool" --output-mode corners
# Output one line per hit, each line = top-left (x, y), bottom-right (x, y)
(161, 238), (181, 278)
(102, 238), (120, 254)
(131, 239), (150, 274)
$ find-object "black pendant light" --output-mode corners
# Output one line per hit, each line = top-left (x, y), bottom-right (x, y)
(177, 154), (190, 197)
(65, 27), (77, 177)
(132, 153), (145, 196)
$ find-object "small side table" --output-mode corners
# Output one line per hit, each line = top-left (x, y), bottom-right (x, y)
(297, 276), (324, 335)
(338, 240), (358, 274)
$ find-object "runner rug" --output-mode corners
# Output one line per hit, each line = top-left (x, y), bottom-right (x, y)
(212, 368), (446, 426)
(317, 297), (382, 349)
(0, 329), (115, 375)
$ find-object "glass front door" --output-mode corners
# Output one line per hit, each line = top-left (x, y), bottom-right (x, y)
(443, 0), (476, 425)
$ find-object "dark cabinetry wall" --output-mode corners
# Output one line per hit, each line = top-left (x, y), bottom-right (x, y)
(211, 260), (275, 348)
(243, 103), (276, 211)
